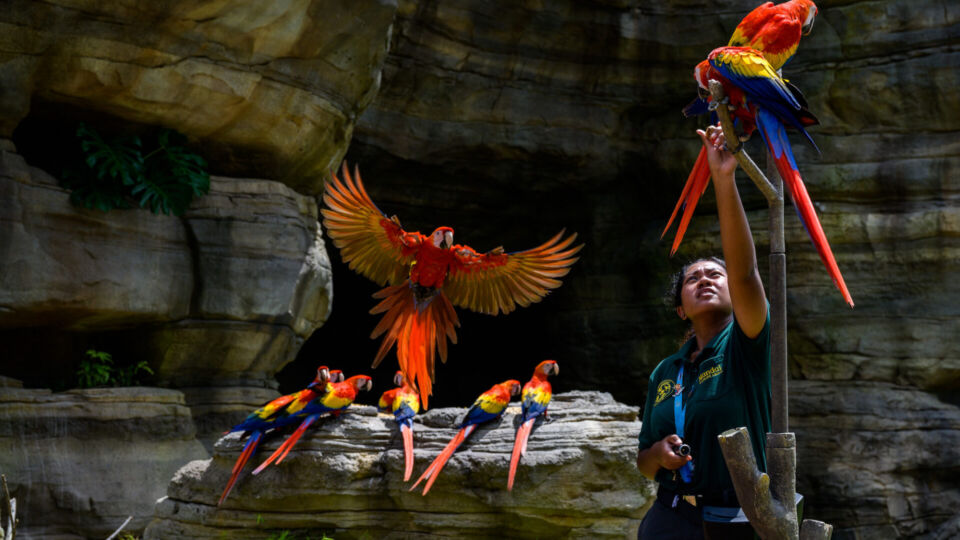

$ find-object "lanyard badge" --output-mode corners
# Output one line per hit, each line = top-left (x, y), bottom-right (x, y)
(674, 364), (695, 483)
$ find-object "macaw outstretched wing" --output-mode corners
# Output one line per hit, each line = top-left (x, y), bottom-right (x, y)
(443, 231), (582, 316)
(321, 163), (418, 286)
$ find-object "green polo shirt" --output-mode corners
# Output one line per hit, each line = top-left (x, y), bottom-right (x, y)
(638, 307), (771, 496)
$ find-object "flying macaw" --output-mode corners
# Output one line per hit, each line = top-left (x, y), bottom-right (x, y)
(321, 164), (582, 409)
(507, 360), (559, 491)
(662, 59), (818, 256)
(379, 370), (421, 481)
(218, 365), (331, 506)
(251, 374), (373, 474)
(728, 0), (819, 71)
(707, 46), (853, 306)
(410, 379), (521, 495)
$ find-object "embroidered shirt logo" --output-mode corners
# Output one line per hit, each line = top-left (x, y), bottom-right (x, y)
(698, 364), (723, 384)
(655, 380), (675, 405)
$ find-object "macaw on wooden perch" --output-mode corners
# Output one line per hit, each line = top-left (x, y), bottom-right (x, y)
(707, 46), (853, 307)
(508, 360), (558, 491)
(379, 370), (421, 481)
(251, 374), (372, 475)
(321, 163), (582, 408)
(664, 0), (819, 256)
(410, 379), (521, 495)
(218, 365), (332, 506)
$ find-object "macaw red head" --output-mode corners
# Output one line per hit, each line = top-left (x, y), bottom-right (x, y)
(330, 369), (345, 383)
(314, 365), (330, 384)
(393, 370), (405, 387)
(535, 360), (559, 378)
(430, 227), (454, 249)
(347, 375), (373, 392)
(798, 0), (818, 35)
(503, 379), (522, 397)
(693, 60), (713, 98)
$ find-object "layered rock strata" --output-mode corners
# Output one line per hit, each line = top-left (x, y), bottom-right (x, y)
(0, 144), (333, 390)
(144, 391), (653, 539)
(0, 0), (399, 192)
(0, 386), (209, 539)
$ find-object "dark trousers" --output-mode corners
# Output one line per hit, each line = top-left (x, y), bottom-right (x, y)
(638, 488), (755, 540)
(638, 498), (703, 540)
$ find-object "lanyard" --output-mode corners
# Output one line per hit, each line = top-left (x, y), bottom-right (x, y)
(674, 363), (694, 483)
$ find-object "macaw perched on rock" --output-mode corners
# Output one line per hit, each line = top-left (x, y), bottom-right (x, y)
(411, 379), (521, 495)
(218, 366), (331, 506)
(321, 163), (582, 409)
(662, 59), (819, 257)
(707, 46), (853, 306)
(508, 360), (558, 491)
(251, 374), (373, 474)
(728, 0), (819, 71)
(379, 370), (421, 481)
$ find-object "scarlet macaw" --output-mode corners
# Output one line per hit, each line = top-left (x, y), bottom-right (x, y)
(728, 0), (819, 71)
(218, 365), (331, 506)
(410, 379), (522, 495)
(707, 46), (852, 306)
(251, 374), (373, 474)
(664, 0), (817, 254)
(379, 370), (421, 481)
(507, 360), (558, 491)
(321, 164), (581, 408)
(663, 59), (818, 256)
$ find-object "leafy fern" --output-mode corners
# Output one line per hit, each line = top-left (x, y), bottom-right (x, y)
(62, 123), (210, 215)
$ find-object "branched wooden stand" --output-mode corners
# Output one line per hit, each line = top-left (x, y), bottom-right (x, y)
(1, 474), (15, 540)
(707, 80), (833, 540)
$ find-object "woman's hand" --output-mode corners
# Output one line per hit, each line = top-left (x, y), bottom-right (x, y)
(654, 434), (693, 471)
(637, 433), (693, 478)
(697, 125), (738, 181)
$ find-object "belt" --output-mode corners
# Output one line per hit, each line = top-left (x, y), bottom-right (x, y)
(657, 485), (741, 510)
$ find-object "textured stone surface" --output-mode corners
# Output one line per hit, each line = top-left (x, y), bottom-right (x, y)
(144, 391), (653, 539)
(0, 145), (333, 388)
(0, 386), (209, 539)
(0, 0), (398, 193)
(790, 381), (960, 540)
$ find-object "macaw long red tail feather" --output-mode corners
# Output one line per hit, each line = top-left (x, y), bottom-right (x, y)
(662, 146), (705, 239)
(251, 415), (318, 475)
(401, 423), (415, 482)
(670, 147), (713, 256)
(507, 419), (535, 491)
(756, 110), (854, 307)
(218, 431), (262, 506)
(410, 424), (474, 494)
(369, 282), (460, 410)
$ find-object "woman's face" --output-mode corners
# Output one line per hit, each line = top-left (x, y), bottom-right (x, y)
(678, 260), (732, 321)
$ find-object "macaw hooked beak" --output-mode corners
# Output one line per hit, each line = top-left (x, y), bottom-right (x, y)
(393, 372), (404, 387)
(802, 19), (814, 35)
(442, 230), (453, 249)
(551, 363), (559, 376)
(365, 378), (373, 392)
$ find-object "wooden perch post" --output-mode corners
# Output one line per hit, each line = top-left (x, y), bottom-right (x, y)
(1, 474), (15, 540)
(707, 80), (833, 540)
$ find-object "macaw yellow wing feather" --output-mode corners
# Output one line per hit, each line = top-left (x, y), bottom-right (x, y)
(321, 163), (416, 286)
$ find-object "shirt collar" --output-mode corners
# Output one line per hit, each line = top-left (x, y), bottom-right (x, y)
(671, 323), (728, 366)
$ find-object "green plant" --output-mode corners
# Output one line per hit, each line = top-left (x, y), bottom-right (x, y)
(61, 123), (210, 215)
(75, 349), (154, 388)
(76, 349), (114, 388)
(113, 360), (154, 387)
